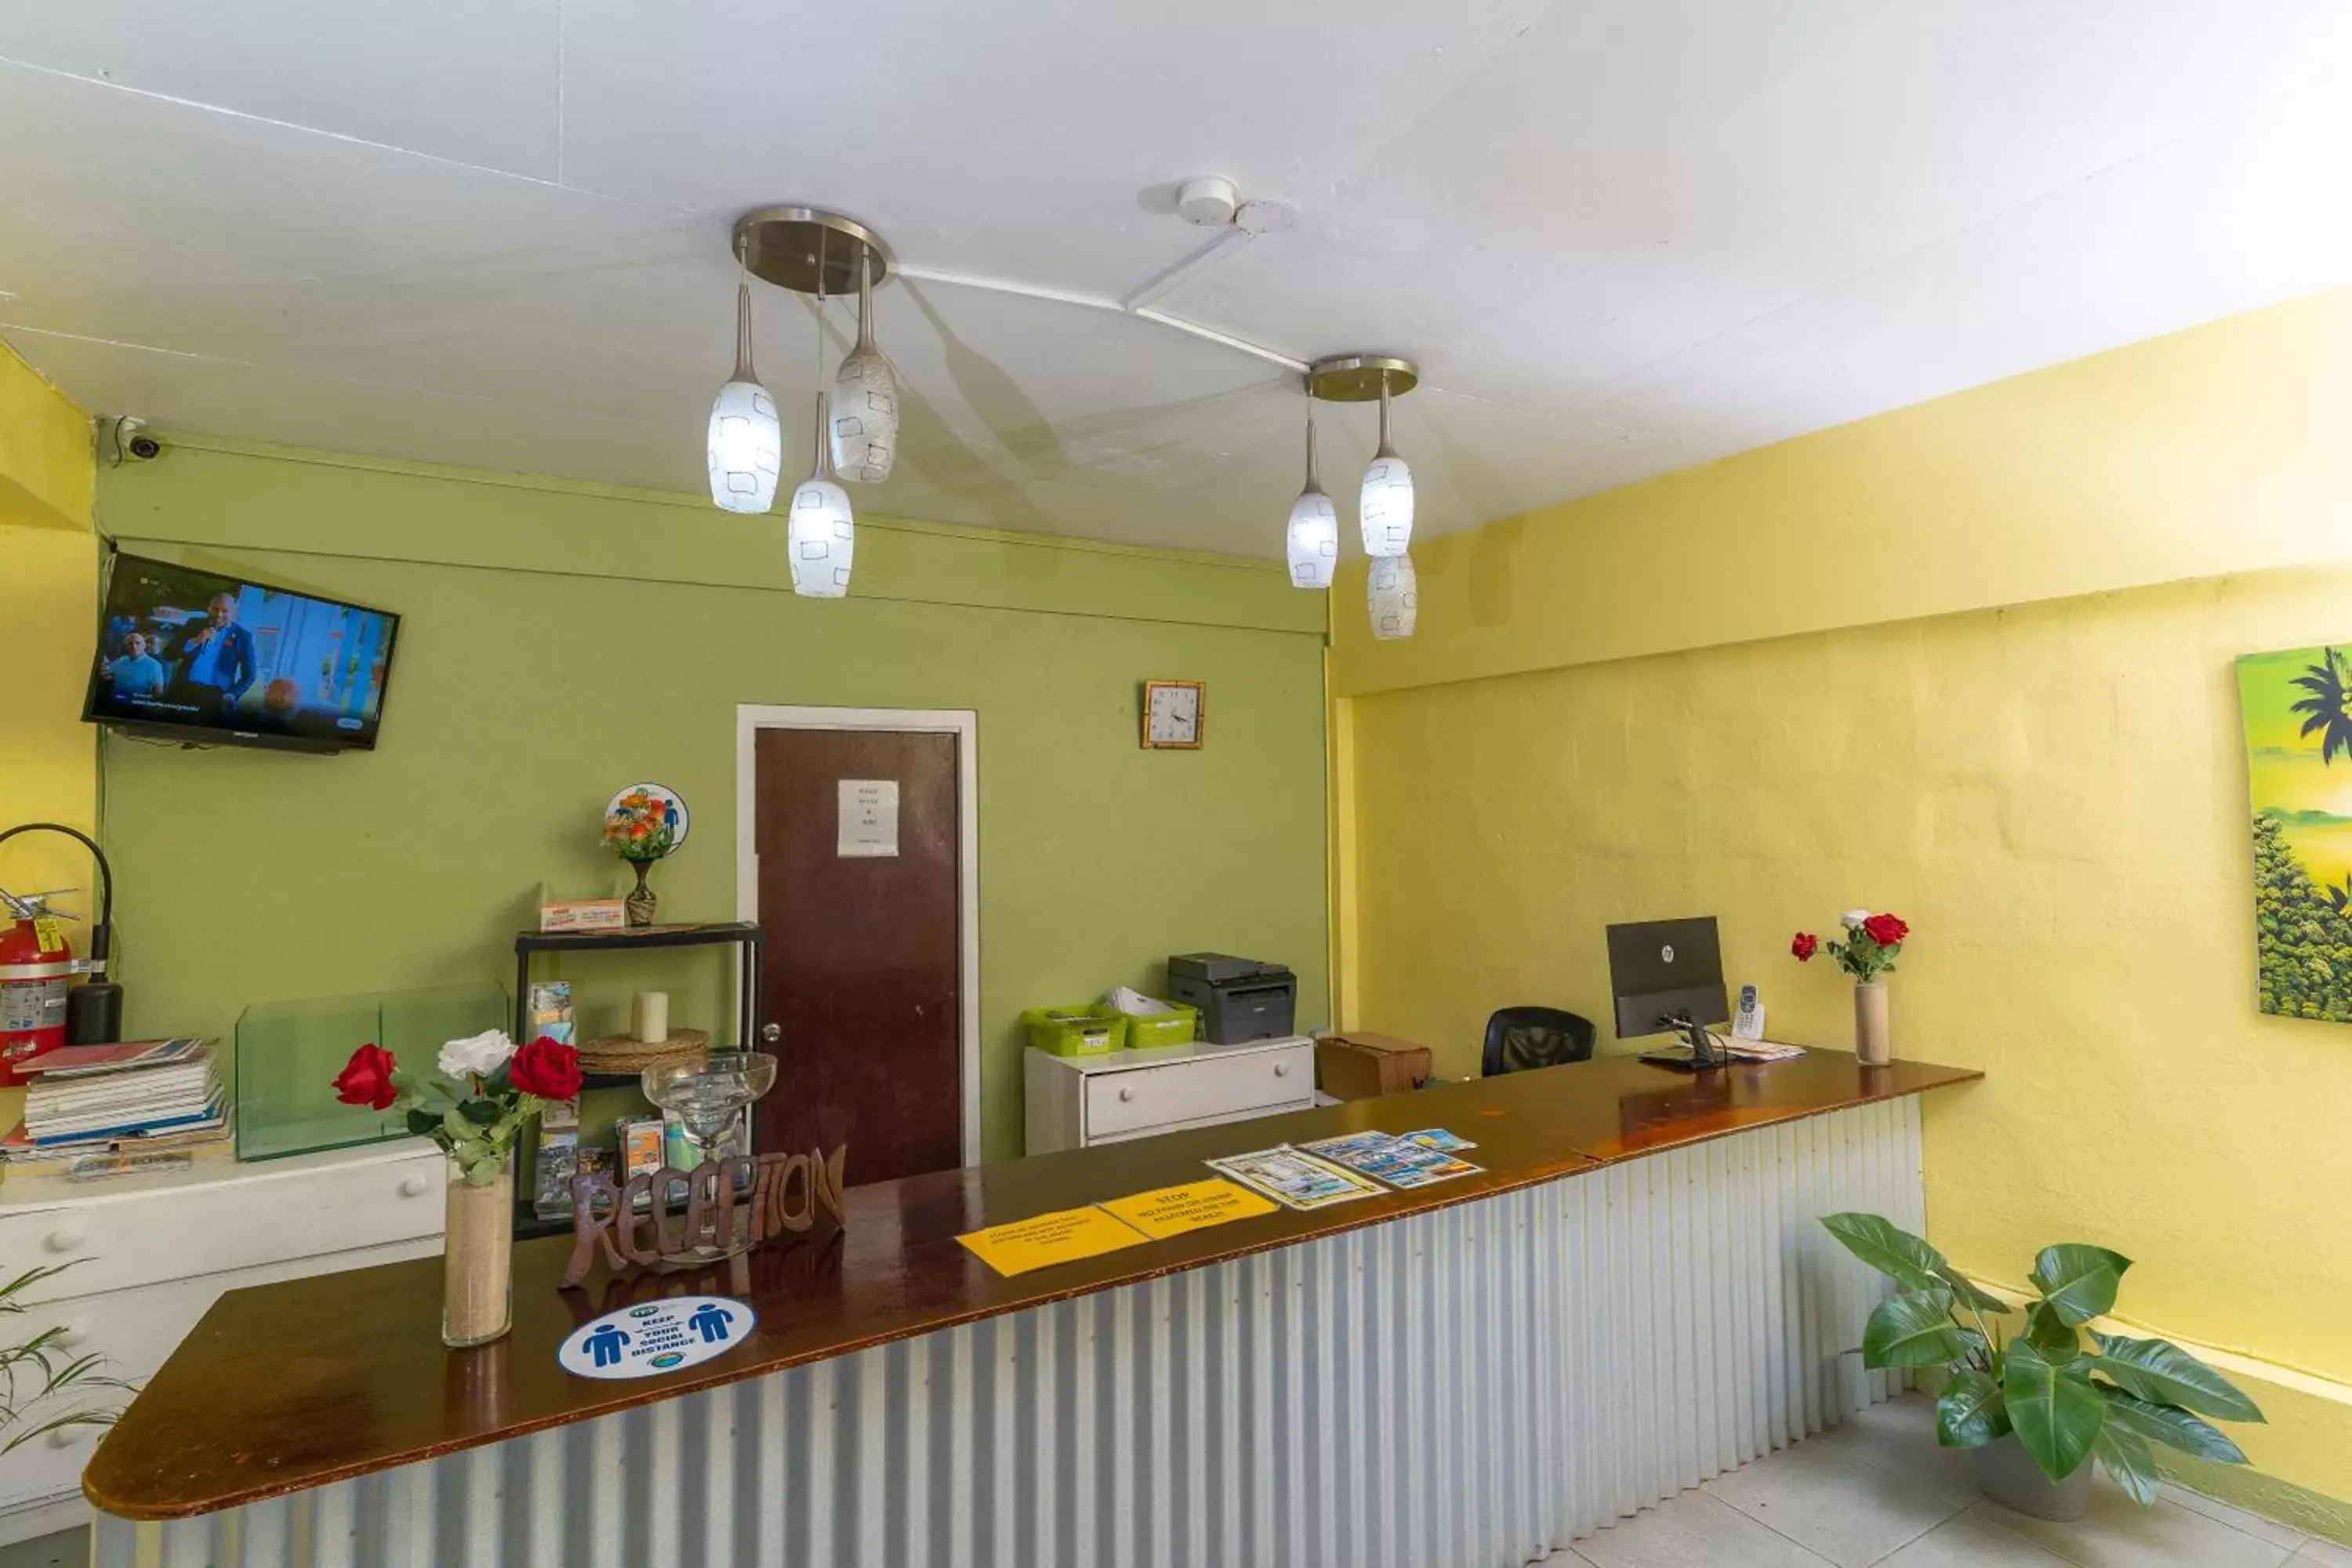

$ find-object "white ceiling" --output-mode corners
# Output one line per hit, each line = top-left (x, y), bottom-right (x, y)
(4, 2), (2350, 558)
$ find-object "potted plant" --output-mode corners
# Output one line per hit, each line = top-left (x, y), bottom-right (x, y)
(1791, 909), (1909, 1064)
(332, 1029), (583, 1348)
(2, 1261), (133, 1454)
(1821, 1212), (2263, 1518)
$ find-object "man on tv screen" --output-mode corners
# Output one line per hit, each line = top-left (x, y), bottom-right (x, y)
(105, 630), (167, 699)
(173, 592), (256, 720)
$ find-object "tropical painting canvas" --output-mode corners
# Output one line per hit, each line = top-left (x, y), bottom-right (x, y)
(2238, 644), (2352, 1022)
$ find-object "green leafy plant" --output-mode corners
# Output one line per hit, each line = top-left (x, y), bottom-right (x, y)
(1, 1262), (135, 1454)
(1820, 1213), (2263, 1504)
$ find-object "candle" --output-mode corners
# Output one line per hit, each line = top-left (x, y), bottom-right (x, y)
(633, 990), (670, 1044)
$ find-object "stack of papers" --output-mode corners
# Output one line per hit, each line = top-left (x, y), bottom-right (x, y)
(9, 1038), (226, 1158)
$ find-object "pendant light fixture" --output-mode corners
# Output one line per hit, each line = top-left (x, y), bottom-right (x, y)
(1284, 402), (1338, 590)
(706, 254), (782, 515)
(721, 207), (897, 593)
(788, 388), (855, 599)
(1367, 552), (1418, 641)
(1307, 354), (1422, 636)
(789, 238), (854, 599)
(1359, 373), (1414, 557)
(830, 251), (899, 484)
(714, 206), (895, 537)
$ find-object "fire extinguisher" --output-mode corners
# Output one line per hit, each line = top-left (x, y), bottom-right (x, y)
(0, 822), (121, 1086)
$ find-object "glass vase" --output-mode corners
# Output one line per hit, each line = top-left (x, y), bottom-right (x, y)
(1853, 981), (1892, 1067)
(625, 859), (658, 927)
(443, 1150), (514, 1348)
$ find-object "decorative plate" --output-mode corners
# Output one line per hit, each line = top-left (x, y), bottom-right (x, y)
(604, 782), (690, 858)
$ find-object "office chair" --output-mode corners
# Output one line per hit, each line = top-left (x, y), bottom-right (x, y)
(1482, 1006), (1598, 1076)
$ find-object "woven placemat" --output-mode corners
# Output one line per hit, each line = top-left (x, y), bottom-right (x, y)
(576, 1027), (709, 1074)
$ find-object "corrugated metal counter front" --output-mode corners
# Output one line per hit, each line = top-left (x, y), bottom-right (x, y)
(86, 1053), (1976, 1567)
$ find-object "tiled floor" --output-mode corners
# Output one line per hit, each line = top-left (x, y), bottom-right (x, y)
(1555, 1396), (2347, 1568)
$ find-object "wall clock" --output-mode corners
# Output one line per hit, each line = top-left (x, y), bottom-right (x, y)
(1141, 680), (1205, 750)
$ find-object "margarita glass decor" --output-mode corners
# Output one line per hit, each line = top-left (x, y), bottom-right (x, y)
(640, 1050), (777, 1268)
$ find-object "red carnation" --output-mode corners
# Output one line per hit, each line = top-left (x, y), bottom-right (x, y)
(1791, 931), (1818, 962)
(509, 1034), (583, 1101)
(1861, 913), (1909, 948)
(332, 1043), (400, 1112)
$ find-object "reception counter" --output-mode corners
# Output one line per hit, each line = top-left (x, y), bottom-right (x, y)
(86, 1049), (1979, 1567)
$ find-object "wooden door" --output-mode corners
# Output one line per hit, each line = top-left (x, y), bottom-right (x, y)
(753, 725), (962, 1187)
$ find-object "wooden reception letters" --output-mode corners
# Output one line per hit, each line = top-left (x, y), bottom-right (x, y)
(561, 1145), (848, 1288)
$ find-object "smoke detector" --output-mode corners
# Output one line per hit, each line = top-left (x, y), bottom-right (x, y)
(1175, 176), (1240, 227)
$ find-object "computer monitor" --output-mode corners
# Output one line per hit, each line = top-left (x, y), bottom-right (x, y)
(1606, 916), (1730, 1040)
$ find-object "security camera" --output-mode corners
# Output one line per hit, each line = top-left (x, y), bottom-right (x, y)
(99, 415), (162, 465)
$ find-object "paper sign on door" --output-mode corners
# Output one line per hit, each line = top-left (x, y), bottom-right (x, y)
(837, 779), (899, 858)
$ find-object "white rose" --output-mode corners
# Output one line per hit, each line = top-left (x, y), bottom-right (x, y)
(437, 1029), (516, 1080)
(1840, 909), (1870, 930)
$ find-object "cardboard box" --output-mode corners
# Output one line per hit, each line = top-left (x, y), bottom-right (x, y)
(1315, 1032), (1435, 1102)
(539, 898), (626, 933)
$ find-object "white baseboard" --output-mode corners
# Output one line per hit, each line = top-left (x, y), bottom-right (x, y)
(0, 1494), (89, 1549)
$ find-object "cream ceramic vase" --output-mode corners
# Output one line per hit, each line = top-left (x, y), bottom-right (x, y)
(443, 1152), (514, 1348)
(1853, 982), (1892, 1066)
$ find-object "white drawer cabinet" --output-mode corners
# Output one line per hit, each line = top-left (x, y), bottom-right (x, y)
(0, 1139), (445, 1541)
(1025, 1036), (1316, 1153)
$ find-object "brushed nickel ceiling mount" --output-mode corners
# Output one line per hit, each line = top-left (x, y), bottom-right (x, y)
(1306, 354), (1419, 403)
(731, 207), (895, 296)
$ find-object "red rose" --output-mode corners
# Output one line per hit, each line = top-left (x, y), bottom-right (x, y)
(1791, 931), (1818, 962)
(510, 1034), (583, 1101)
(332, 1043), (400, 1111)
(1861, 913), (1909, 948)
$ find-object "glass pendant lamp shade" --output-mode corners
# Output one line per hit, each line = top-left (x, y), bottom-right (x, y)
(789, 391), (856, 598)
(1285, 416), (1338, 590)
(1359, 377), (1414, 557)
(1367, 551), (1418, 640)
(708, 281), (782, 514)
(829, 258), (899, 484)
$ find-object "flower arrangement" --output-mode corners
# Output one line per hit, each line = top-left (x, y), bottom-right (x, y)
(332, 1029), (583, 1185)
(604, 786), (682, 865)
(1792, 909), (1911, 982)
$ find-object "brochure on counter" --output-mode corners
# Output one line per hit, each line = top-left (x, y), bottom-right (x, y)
(1297, 1131), (1482, 1189)
(954, 1128), (1486, 1278)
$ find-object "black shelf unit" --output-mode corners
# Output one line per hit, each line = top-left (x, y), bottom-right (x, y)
(510, 920), (767, 1241)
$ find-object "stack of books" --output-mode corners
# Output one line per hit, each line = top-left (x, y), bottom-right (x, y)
(3, 1038), (228, 1169)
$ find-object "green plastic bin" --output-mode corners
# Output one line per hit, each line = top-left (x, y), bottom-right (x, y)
(1123, 1002), (1200, 1049)
(1022, 1004), (1129, 1057)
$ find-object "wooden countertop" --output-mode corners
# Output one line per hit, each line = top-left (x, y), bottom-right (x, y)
(84, 1049), (1977, 1520)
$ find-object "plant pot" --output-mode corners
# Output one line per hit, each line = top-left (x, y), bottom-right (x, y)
(1854, 981), (1891, 1066)
(624, 859), (658, 927)
(1976, 1434), (2093, 1521)
(443, 1152), (514, 1348)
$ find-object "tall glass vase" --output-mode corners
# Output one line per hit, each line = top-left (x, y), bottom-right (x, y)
(443, 1151), (514, 1348)
(1853, 982), (1892, 1067)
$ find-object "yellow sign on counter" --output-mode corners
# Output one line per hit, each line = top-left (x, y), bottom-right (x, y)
(956, 1205), (1149, 1277)
(1098, 1178), (1277, 1240)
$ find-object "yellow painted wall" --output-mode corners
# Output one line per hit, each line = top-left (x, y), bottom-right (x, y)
(0, 345), (97, 1012)
(0, 340), (93, 533)
(1334, 287), (2352, 1516)
(1334, 288), (2352, 697)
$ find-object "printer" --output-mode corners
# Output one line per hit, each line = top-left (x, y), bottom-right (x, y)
(1167, 953), (1297, 1045)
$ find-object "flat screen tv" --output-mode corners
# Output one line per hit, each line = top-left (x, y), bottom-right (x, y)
(82, 554), (401, 753)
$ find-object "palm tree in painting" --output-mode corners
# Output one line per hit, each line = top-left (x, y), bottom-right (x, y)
(2290, 648), (2352, 764)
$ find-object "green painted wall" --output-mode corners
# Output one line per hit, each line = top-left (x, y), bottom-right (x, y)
(96, 441), (1329, 1163)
